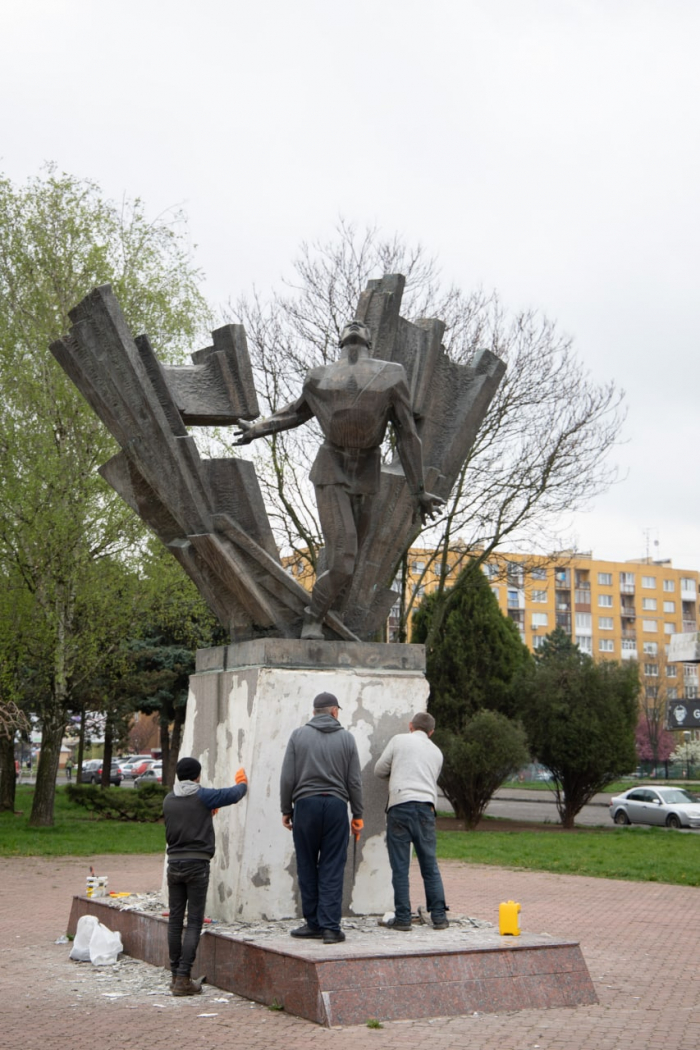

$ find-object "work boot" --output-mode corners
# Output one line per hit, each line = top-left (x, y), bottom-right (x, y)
(322, 929), (346, 944)
(172, 974), (205, 996)
(432, 916), (450, 930)
(384, 918), (412, 932)
(290, 924), (323, 938)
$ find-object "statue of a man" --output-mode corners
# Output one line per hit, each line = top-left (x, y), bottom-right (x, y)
(235, 320), (443, 639)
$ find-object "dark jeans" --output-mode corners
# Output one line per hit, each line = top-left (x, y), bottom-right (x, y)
(292, 795), (349, 932)
(386, 802), (447, 924)
(167, 859), (210, 976)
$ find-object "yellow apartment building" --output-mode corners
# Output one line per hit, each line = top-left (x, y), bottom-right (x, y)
(388, 549), (700, 705)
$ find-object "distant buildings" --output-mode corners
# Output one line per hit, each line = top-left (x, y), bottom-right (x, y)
(388, 549), (700, 707)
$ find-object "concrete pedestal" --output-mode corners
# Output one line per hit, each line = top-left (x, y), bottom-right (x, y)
(179, 640), (429, 923)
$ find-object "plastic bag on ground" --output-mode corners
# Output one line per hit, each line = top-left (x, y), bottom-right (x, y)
(88, 921), (123, 965)
(69, 914), (99, 961)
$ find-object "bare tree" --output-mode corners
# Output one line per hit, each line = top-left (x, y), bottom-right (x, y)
(223, 222), (625, 636)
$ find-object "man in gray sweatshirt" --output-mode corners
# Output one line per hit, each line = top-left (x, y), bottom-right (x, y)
(374, 711), (449, 930)
(280, 692), (363, 943)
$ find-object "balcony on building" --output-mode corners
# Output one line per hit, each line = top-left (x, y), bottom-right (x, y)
(681, 579), (697, 602)
(554, 567), (571, 588)
(574, 588), (591, 610)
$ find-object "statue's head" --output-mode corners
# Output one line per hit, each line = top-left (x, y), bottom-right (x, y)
(339, 320), (372, 351)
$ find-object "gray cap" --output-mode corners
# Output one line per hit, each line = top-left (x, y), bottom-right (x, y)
(313, 692), (341, 710)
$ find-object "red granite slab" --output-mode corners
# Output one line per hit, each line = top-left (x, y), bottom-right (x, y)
(68, 897), (597, 1026)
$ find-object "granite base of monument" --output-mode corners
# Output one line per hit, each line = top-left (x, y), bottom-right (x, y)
(180, 640), (430, 922)
(67, 897), (597, 1025)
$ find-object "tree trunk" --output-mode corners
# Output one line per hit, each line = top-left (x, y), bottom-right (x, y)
(101, 721), (114, 788)
(163, 706), (186, 787)
(76, 707), (86, 785)
(29, 710), (66, 827)
(0, 735), (17, 812)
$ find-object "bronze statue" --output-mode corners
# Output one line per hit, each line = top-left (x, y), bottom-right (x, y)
(49, 275), (505, 642)
(234, 320), (443, 639)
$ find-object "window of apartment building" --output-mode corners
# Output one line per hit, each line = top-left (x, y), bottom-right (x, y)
(681, 577), (696, 591)
(667, 665), (677, 678)
(598, 616), (613, 630)
(642, 576), (656, 588)
(663, 579), (675, 592)
(532, 612), (549, 628)
(685, 686), (698, 700)
(620, 572), (635, 589)
(667, 687), (678, 700)
(483, 562), (498, 579)
(532, 589), (548, 603)
(491, 586), (499, 600)
(413, 560), (425, 574)
(643, 641), (658, 655)
(664, 623), (677, 634)
(663, 601), (676, 613)
(507, 561), (524, 583)
(531, 566), (547, 580)
(645, 685), (658, 699)
(507, 589), (519, 607)
(598, 594), (613, 607)
(643, 619), (658, 632)
(621, 638), (637, 650)
(599, 639), (614, 652)
(684, 665), (698, 679)
(532, 635), (545, 649)
(642, 598), (657, 611)
(578, 636), (593, 654)
(644, 663), (659, 677)
(598, 572), (612, 586)
(575, 612), (592, 630)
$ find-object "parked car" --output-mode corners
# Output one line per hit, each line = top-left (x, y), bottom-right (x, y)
(120, 755), (155, 778)
(609, 786), (700, 829)
(79, 759), (123, 786)
(134, 763), (163, 788)
(128, 759), (157, 779)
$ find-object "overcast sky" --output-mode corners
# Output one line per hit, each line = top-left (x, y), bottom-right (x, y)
(2, 1), (699, 569)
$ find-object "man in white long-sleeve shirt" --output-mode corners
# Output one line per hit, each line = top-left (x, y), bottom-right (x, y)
(374, 711), (448, 931)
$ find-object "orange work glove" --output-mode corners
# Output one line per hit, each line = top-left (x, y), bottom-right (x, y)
(351, 818), (364, 838)
(235, 767), (247, 785)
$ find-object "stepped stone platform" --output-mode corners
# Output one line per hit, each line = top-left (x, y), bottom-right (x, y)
(68, 896), (597, 1026)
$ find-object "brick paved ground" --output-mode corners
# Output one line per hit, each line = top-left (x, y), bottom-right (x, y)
(1, 853), (699, 1050)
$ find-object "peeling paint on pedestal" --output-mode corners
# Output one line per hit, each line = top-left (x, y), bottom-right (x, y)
(176, 641), (429, 922)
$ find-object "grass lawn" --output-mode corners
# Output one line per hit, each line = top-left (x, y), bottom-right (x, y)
(437, 823), (700, 886)
(0, 785), (164, 857)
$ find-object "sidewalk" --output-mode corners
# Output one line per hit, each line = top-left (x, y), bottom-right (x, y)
(1, 852), (699, 1050)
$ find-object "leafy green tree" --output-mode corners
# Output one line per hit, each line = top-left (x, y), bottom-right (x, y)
(516, 629), (639, 828)
(412, 562), (532, 722)
(437, 709), (529, 827)
(0, 167), (209, 825)
(412, 562), (532, 824)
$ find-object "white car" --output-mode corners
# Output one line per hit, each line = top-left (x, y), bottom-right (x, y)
(609, 786), (700, 829)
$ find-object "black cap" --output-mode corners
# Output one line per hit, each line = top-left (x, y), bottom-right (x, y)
(176, 757), (201, 781)
(313, 692), (341, 710)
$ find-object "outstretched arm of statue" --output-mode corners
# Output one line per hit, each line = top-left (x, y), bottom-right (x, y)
(233, 395), (314, 445)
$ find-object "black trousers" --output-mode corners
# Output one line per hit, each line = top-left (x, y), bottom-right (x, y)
(292, 795), (349, 932)
(167, 859), (210, 976)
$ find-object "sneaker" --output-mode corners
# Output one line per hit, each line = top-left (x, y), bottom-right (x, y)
(322, 929), (346, 944)
(290, 924), (323, 938)
(385, 918), (412, 932)
(432, 916), (449, 930)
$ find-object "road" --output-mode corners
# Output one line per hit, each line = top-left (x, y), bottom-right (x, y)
(485, 787), (611, 826)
